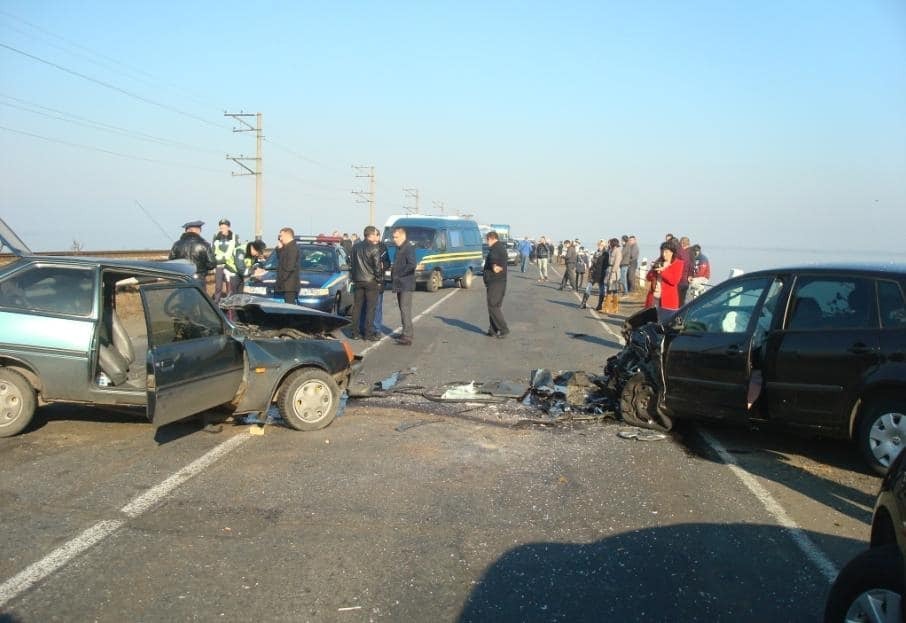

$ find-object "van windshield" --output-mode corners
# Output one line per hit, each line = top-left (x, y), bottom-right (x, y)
(383, 226), (438, 250)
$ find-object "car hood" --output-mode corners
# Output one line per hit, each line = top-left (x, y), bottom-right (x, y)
(220, 294), (349, 333)
(246, 270), (337, 288)
(0, 216), (33, 256)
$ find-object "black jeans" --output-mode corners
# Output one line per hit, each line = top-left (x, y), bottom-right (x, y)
(352, 281), (379, 337)
(396, 290), (413, 338)
(281, 290), (297, 305)
(561, 265), (577, 290)
(486, 279), (509, 335)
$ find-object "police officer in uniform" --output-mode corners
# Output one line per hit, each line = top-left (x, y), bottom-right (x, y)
(169, 220), (216, 285)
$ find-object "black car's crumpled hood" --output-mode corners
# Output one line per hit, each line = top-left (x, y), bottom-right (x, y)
(220, 294), (349, 334)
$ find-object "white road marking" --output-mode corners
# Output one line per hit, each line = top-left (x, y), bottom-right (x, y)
(698, 429), (840, 582)
(0, 433), (249, 607)
(548, 266), (623, 344)
(359, 288), (460, 355)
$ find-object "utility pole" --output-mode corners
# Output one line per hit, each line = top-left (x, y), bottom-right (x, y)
(403, 187), (420, 214)
(432, 200), (446, 215)
(225, 112), (263, 240)
(352, 165), (376, 225)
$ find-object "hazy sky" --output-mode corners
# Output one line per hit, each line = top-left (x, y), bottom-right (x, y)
(1, 1), (904, 260)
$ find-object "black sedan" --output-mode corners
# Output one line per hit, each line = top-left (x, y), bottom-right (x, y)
(606, 263), (906, 474)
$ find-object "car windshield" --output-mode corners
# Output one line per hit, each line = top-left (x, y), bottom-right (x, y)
(383, 226), (437, 250)
(262, 244), (338, 273)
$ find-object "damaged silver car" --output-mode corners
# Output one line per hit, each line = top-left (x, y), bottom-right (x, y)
(606, 265), (906, 474)
(0, 217), (358, 436)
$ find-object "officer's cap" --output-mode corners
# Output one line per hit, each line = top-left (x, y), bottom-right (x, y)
(183, 220), (204, 229)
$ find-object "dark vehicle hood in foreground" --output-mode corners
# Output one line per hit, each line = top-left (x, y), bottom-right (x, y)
(220, 294), (349, 333)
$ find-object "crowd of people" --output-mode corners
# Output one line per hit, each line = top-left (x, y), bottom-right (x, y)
(507, 233), (711, 318)
(168, 219), (712, 345)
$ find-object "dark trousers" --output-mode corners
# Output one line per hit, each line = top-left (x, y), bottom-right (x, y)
(628, 264), (639, 292)
(486, 279), (509, 335)
(352, 282), (379, 337)
(678, 284), (689, 306)
(396, 290), (413, 338)
(214, 266), (238, 302)
(282, 290), (297, 305)
(576, 271), (585, 289)
(560, 265), (577, 290)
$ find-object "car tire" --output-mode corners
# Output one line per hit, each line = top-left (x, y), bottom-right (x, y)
(426, 270), (442, 292)
(460, 268), (473, 289)
(824, 544), (902, 623)
(277, 367), (340, 431)
(0, 368), (36, 438)
(858, 399), (906, 475)
(619, 372), (673, 432)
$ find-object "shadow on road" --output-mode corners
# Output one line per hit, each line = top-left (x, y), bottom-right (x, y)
(434, 315), (487, 335)
(458, 522), (853, 622)
(564, 330), (620, 349)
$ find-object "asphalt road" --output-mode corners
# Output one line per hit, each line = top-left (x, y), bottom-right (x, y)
(0, 263), (882, 622)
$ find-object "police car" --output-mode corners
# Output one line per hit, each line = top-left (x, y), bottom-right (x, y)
(243, 235), (353, 315)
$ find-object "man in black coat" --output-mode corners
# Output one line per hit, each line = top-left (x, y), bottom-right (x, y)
(169, 220), (216, 284)
(274, 227), (300, 305)
(559, 240), (578, 291)
(483, 230), (509, 338)
(390, 227), (416, 345)
(350, 225), (384, 341)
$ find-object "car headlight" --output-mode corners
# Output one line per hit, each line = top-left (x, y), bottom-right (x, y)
(415, 263), (425, 271)
(244, 286), (267, 295)
(298, 288), (330, 296)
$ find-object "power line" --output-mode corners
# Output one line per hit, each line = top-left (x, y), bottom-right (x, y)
(0, 9), (220, 111)
(0, 96), (223, 154)
(0, 41), (229, 131)
(0, 125), (224, 173)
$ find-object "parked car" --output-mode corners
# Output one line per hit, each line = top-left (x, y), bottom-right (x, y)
(606, 263), (906, 474)
(0, 218), (358, 436)
(382, 215), (484, 291)
(243, 235), (353, 315)
(824, 450), (906, 622)
(506, 241), (519, 265)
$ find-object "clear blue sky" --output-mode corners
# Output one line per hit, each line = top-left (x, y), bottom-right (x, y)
(1, 1), (904, 263)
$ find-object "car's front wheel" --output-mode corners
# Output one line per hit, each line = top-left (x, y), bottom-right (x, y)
(0, 368), (36, 437)
(619, 372), (672, 432)
(426, 270), (443, 292)
(858, 398), (906, 475)
(277, 368), (340, 431)
(460, 268), (473, 289)
(824, 544), (902, 623)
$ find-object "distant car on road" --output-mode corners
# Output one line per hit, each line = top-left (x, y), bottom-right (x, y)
(505, 241), (519, 265)
(242, 236), (353, 315)
(0, 218), (358, 436)
(607, 263), (906, 474)
(825, 450), (906, 621)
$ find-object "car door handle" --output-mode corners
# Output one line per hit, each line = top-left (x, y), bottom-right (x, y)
(725, 345), (742, 355)
(848, 343), (875, 355)
(156, 359), (174, 370)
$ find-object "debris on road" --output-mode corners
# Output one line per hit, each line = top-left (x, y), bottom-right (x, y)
(617, 427), (667, 441)
(395, 419), (442, 432)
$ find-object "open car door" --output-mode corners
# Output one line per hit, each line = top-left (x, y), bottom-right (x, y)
(141, 283), (244, 428)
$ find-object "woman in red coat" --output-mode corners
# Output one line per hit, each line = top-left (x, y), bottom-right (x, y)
(656, 241), (684, 314)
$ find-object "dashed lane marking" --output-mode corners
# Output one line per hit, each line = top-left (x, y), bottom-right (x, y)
(358, 288), (460, 355)
(0, 433), (250, 607)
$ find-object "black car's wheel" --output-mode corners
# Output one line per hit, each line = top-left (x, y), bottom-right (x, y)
(277, 368), (340, 431)
(858, 399), (906, 475)
(460, 268), (473, 289)
(619, 373), (672, 432)
(824, 544), (902, 623)
(426, 270), (442, 292)
(0, 368), (36, 437)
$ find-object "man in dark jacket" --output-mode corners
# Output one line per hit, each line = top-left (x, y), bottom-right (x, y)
(390, 227), (416, 345)
(483, 230), (509, 338)
(169, 220), (216, 284)
(585, 239), (608, 310)
(559, 240), (578, 291)
(274, 227), (300, 305)
(534, 236), (553, 282)
(350, 225), (384, 341)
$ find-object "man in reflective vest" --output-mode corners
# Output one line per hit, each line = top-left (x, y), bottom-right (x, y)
(212, 218), (241, 302)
